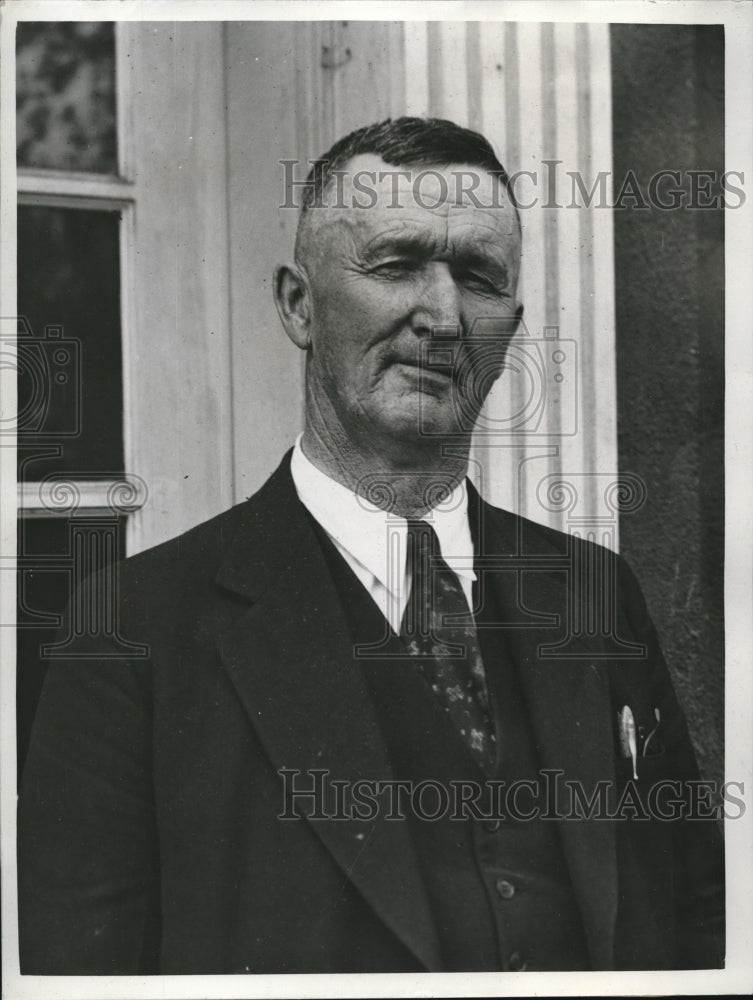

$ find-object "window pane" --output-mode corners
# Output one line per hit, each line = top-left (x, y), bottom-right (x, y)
(17, 206), (124, 480)
(16, 22), (117, 173)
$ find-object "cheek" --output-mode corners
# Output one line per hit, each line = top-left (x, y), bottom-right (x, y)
(307, 295), (375, 397)
(458, 300), (516, 379)
(312, 279), (406, 355)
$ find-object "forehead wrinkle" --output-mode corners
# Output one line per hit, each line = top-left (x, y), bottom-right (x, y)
(359, 206), (515, 254)
(297, 153), (520, 263)
(298, 183), (521, 283)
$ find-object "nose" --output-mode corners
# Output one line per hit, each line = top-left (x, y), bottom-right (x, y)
(410, 262), (462, 337)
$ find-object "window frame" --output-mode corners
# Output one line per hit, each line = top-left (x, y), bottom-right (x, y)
(16, 22), (146, 538)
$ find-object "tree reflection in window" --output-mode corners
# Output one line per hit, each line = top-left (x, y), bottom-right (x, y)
(16, 22), (117, 174)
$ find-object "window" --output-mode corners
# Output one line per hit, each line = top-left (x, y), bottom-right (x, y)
(16, 22), (144, 777)
(16, 20), (141, 507)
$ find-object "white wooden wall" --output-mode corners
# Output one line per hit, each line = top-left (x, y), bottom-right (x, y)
(123, 20), (618, 553)
(123, 23), (235, 554)
(401, 21), (618, 538)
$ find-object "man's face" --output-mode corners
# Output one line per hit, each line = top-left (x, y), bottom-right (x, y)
(299, 154), (522, 451)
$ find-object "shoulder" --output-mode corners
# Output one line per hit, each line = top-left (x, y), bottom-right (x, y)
(110, 453), (299, 623)
(119, 500), (249, 594)
(478, 494), (643, 603)
(120, 450), (298, 587)
(478, 493), (623, 561)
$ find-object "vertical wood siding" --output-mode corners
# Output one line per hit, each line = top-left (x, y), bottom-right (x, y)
(124, 23), (234, 554)
(395, 21), (617, 539)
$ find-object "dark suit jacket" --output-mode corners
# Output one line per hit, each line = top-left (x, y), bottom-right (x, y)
(18, 452), (724, 974)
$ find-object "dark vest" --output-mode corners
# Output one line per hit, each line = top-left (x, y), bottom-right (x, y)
(309, 515), (590, 972)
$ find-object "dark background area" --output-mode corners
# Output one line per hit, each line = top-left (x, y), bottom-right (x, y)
(612, 24), (725, 788)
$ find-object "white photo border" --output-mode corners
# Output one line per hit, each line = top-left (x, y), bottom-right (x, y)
(2, 1), (751, 997)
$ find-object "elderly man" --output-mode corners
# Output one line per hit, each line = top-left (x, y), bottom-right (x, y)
(18, 117), (724, 974)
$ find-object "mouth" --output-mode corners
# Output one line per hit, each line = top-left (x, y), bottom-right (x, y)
(392, 360), (455, 387)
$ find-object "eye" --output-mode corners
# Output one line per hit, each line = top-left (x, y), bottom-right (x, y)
(456, 270), (499, 293)
(370, 259), (417, 277)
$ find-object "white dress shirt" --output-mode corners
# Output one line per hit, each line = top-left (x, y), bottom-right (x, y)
(290, 436), (477, 634)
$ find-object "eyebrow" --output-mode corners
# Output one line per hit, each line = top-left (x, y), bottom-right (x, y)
(360, 233), (435, 262)
(361, 234), (510, 285)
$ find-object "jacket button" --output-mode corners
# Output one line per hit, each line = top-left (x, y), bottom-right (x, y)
(508, 950), (527, 971)
(495, 878), (515, 899)
(484, 818), (502, 833)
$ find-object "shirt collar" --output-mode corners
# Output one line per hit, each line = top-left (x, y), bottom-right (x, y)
(290, 436), (476, 594)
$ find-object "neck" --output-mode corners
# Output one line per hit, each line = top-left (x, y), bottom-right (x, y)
(300, 417), (470, 520)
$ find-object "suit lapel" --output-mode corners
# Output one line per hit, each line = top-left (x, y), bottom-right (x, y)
(476, 494), (619, 970)
(215, 457), (442, 971)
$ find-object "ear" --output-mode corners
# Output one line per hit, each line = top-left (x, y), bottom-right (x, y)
(273, 263), (312, 350)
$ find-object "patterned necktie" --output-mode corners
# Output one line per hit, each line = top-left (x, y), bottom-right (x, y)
(400, 519), (496, 771)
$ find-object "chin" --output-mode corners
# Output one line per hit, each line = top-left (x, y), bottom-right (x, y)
(373, 398), (468, 444)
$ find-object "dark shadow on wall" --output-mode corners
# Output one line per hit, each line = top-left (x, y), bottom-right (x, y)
(611, 24), (725, 788)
